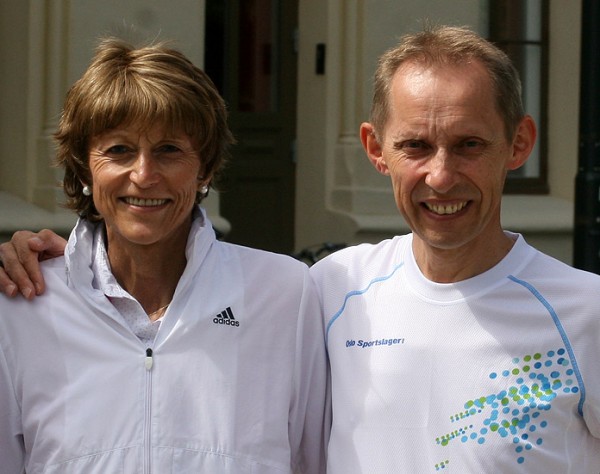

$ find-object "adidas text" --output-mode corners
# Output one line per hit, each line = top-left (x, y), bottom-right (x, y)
(213, 307), (240, 327)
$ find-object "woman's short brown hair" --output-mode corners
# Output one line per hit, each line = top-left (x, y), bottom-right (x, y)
(55, 37), (234, 221)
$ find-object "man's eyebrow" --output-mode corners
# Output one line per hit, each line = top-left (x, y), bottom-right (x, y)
(390, 131), (426, 142)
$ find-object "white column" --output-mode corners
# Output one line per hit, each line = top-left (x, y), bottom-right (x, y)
(338, 0), (363, 145)
(27, 0), (69, 209)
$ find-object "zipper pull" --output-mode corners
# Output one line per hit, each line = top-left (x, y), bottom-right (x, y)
(145, 348), (153, 370)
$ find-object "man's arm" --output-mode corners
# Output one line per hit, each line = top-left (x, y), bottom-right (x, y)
(0, 229), (67, 299)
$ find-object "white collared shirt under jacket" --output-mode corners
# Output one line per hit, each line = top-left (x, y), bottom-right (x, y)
(0, 208), (329, 473)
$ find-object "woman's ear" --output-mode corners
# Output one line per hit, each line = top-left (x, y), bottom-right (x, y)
(507, 115), (537, 171)
(360, 122), (389, 175)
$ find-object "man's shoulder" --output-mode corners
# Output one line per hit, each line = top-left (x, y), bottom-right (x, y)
(520, 243), (600, 290)
(310, 234), (409, 281)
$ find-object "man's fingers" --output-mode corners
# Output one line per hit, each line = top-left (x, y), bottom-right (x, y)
(0, 266), (19, 298)
(0, 229), (68, 298)
(25, 230), (69, 296)
(0, 231), (44, 298)
(29, 229), (68, 259)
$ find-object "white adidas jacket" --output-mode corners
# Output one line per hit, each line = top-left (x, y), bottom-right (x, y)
(0, 209), (329, 473)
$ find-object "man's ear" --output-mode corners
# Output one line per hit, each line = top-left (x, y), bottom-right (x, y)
(360, 122), (389, 176)
(507, 115), (537, 171)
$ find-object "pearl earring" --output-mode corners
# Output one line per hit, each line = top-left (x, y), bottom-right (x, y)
(82, 185), (92, 196)
(199, 184), (209, 195)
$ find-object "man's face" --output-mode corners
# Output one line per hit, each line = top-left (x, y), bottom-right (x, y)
(363, 60), (532, 256)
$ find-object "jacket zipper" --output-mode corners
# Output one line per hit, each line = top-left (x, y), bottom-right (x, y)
(144, 348), (153, 473)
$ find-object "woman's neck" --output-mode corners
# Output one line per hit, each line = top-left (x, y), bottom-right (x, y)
(106, 229), (189, 316)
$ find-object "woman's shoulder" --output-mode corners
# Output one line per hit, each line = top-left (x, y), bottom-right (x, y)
(216, 241), (309, 275)
(40, 255), (67, 270)
(40, 255), (68, 283)
(0, 257), (70, 336)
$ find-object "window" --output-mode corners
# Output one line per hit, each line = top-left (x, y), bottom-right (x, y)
(488, 0), (549, 194)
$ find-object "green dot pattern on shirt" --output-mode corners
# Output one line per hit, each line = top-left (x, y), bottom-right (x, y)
(434, 348), (578, 469)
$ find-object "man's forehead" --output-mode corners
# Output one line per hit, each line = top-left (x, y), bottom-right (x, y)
(393, 58), (491, 86)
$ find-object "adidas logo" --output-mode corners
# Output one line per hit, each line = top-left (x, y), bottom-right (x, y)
(213, 307), (240, 327)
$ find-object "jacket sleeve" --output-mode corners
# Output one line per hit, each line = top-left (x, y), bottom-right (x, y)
(0, 339), (26, 472)
(288, 268), (331, 474)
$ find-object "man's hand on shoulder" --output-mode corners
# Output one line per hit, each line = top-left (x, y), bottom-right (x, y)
(0, 229), (67, 299)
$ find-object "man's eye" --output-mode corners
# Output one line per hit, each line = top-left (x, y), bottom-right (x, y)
(456, 139), (485, 153)
(395, 140), (428, 154)
(404, 140), (424, 149)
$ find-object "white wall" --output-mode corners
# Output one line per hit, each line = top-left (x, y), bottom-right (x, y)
(67, 1), (205, 84)
(0, 1), (30, 198)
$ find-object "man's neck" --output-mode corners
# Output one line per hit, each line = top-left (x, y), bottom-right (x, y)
(412, 231), (517, 283)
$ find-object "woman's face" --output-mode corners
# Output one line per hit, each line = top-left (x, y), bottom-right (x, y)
(88, 123), (204, 248)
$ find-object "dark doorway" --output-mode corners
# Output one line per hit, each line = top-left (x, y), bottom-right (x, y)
(205, 0), (298, 254)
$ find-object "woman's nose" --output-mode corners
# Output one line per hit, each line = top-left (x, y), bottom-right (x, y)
(130, 151), (160, 187)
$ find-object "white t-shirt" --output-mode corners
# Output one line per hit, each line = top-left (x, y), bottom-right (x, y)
(311, 232), (600, 473)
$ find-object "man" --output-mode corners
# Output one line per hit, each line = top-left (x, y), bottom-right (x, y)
(310, 26), (600, 472)
(2, 25), (600, 472)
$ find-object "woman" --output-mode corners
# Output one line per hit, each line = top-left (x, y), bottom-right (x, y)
(0, 38), (328, 473)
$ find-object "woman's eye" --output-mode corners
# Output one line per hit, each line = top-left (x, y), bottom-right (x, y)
(105, 145), (131, 155)
(157, 144), (182, 154)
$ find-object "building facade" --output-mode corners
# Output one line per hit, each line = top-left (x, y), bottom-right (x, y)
(0, 0), (580, 264)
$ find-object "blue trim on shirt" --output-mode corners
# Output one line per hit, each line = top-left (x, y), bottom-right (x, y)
(508, 275), (586, 417)
(326, 263), (404, 343)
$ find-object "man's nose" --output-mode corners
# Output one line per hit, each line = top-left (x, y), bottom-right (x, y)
(424, 148), (459, 194)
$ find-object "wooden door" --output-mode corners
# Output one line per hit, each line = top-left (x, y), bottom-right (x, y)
(205, 0), (298, 254)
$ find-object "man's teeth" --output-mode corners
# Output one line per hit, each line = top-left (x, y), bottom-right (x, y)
(426, 201), (467, 215)
(124, 197), (167, 207)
